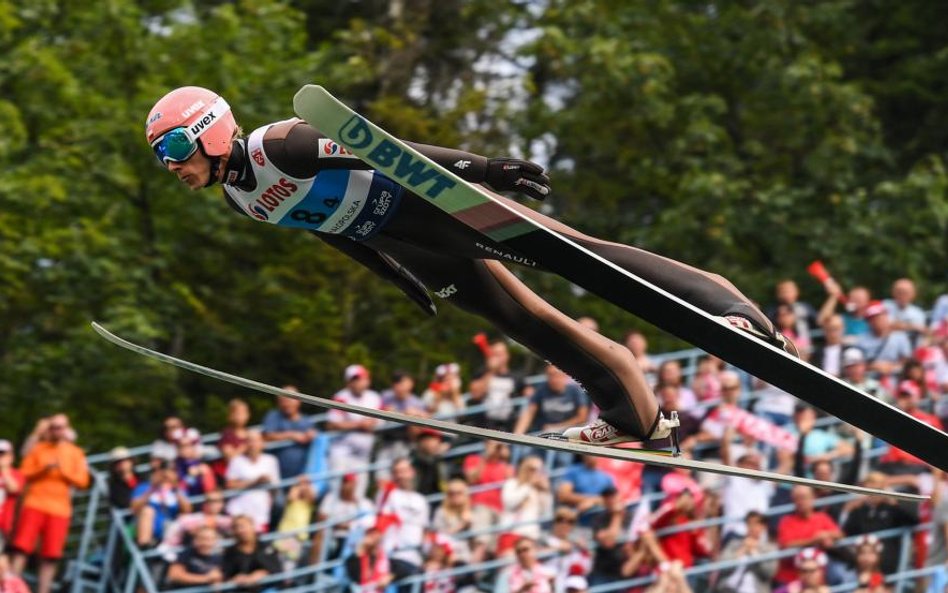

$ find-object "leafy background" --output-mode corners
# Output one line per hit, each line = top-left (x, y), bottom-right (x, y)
(1, 0), (945, 449)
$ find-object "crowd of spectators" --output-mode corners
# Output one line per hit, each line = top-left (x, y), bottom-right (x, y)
(1, 279), (946, 593)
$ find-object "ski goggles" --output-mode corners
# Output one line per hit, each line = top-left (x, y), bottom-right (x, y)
(151, 97), (231, 165)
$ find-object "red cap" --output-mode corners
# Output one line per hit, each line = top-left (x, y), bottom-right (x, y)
(342, 473), (358, 483)
(864, 301), (887, 318)
(344, 364), (370, 382)
(417, 427), (444, 440)
(897, 380), (921, 398)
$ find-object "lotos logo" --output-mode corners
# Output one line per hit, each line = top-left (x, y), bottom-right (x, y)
(251, 148), (265, 166)
(181, 100), (205, 119)
(251, 178), (299, 213)
(245, 203), (269, 221)
(189, 112), (217, 136)
(337, 115), (457, 199)
(321, 139), (355, 157)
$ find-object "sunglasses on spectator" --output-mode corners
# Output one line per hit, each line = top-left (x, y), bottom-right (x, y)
(515, 546), (533, 554)
(722, 384), (741, 390)
(555, 516), (576, 524)
(447, 489), (465, 495)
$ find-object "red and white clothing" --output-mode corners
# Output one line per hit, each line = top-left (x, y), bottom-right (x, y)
(775, 511), (840, 583)
(501, 479), (553, 541)
(346, 550), (391, 593)
(375, 484), (429, 567)
(328, 388), (382, 497)
(502, 563), (556, 593)
(650, 502), (712, 568)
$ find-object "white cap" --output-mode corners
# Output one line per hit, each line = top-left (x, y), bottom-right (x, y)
(344, 364), (370, 382)
(565, 576), (588, 591)
(842, 347), (865, 366)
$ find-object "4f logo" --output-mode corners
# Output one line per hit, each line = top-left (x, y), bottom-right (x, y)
(454, 160), (471, 170)
(434, 284), (457, 299)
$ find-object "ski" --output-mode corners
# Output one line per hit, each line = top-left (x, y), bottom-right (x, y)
(92, 322), (923, 500)
(292, 84), (948, 473)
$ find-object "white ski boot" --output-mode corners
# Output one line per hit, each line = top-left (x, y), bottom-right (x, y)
(560, 411), (680, 446)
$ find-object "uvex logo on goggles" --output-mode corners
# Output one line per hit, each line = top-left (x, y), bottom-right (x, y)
(152, 97), (231, 165)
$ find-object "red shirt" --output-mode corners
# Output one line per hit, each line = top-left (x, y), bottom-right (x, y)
(651, 502), (710, 567)
(1, 467), (24, 536)
(462, 455), (511, 511)
(880, 410), (943, 465)
(776, 511), (840, 583)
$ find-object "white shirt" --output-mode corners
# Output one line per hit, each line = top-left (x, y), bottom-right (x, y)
(721, 476), (774, 538)
(379, 488), (429, 566)
(328, 388), (382, 458)
(820, 343), (843, 377)
(225, 453), (280, 529)
(318, 492), (375, 537)
(501, 479), (552, 540)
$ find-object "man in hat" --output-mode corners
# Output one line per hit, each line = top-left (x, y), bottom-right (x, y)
(840, 347), (888, 403)
(326, 364), (381, 498)
(855, 301), (912, 376)
(411, 428), (449, 496)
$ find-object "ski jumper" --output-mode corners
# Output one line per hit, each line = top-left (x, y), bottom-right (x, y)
(221, 119), (778, 440)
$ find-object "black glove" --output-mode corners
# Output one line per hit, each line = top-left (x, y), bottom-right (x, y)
(484, 157), (551, 200)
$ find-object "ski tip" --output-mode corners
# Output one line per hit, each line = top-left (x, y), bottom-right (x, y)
(293, 84), (328, 113)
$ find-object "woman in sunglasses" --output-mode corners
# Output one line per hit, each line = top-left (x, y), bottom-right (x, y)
(145, 86), (795, 447)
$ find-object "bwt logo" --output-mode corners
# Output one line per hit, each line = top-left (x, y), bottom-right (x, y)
(339, 116), (457, 199)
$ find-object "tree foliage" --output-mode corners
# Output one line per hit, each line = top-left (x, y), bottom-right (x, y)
(0, 0), (944, 448)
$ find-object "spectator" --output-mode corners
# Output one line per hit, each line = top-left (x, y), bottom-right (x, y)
(378, 371), (428, 480)
(0, 440), (24, 543)
(624, 329), (657, 380)
(655, 360), (697, 410)
(776, 548), (830, 593)
(433, 478), (497, 564)
(851, 535), (886, 593)
(499, 537), (555, 593)
(855, 301), (912, 377)
(376, 458), (429, 585)
(345, 526), (393, 593)
(791, 405), (854, 469)
(10, 414), (90, 593)
(165, 525), (224, 587)
(412, 429), (450, 496)
(841, 472), (917, 573)
(811, 315), (847, 376)
(556, 455), (615, 522)
(463, 440), (514, 512)
(595, 443), (645, 503)
(423, 363), (466, 417)
(499, 456), (552, 554)
(926, 470), (948, 574)
(898, 359), (930, 399)
(159, 491), (233, 560)
(326, 364), (381, 498)
(539, 506), (589, 591)
(311, 473), (374, 563)
(775, 486), (842, 585)
(752, 379), (796, 428)
(840, 348), (889, 403)
(620, 532), (665, 584)
(421, 533), (456, 592)
(222, 515), (281, 592)
(225, 429), (280, 532)
(931, 293), (948, 331)
(19, 415), (76, 457)
(462, 368), (492, 428)
(261, 389), (316, 480)
(214, 398), (251, 483)
(514, 364), (589, 441)
(774, 303), (812, 359)
(565, 574), (589, 593)
(690, 355), (723, 404)
(151, 416), (185, 467)
(650, 488), (711, 569)
(767, 279), (817, 346)
(106, 446), (137, 510)
(0, 555), (29, 593)
(589, 487), (632, 586)
(717, 511), (777, 593)
(273, 475), (317, 570)
(696, 371), (744, 446)
(884, 278), (927, 346)
(654, 385), (702, 446)
(878, 381), (943, 474)
(483, 340), (529, 431)
(817, 282), (872, 340)
(175, 428), (216, 497)
(130, 461), (192, 547)
(718, 450), (774, 543)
